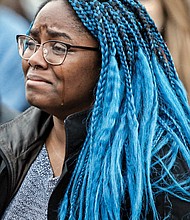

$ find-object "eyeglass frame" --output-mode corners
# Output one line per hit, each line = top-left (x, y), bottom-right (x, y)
(16, 34), (99, 66)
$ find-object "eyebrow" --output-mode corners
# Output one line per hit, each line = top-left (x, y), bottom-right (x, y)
(30, 28), (72, 41)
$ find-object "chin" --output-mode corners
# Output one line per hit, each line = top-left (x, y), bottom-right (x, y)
(27, 97), (48, 110)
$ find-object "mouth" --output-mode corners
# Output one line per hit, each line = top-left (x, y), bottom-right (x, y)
(26, 73), (52, 85)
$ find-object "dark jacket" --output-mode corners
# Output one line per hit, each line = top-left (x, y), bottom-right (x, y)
(0, 107), (87, 219)
(0, 107), (190, 219)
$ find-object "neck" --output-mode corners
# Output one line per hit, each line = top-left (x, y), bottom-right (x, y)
(52, 116), (66, 144)
(45, 116), (66, 176)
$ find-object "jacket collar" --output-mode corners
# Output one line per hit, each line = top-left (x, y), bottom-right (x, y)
(0, 106), (90, 158)
(64, 109), (90, 157)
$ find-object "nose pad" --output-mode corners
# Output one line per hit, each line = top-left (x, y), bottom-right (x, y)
(43, 48), (48, 58)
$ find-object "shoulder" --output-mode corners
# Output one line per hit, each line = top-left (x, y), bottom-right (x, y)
(0, 107), (52, 153)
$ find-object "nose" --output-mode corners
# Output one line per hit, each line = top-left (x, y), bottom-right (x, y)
(28, 45), (48, 69)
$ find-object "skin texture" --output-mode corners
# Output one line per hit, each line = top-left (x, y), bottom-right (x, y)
(22, 0), (101, 176)
(140, 0), (164, 31)
(23, 0), (101, 120)
(140, 0), (190, 103)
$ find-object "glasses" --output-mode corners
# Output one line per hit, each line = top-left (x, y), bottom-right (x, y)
(16, 35), (99, 66)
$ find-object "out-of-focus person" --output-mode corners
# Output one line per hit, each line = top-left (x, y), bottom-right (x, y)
(140, 0), (190, 102)
(0, 1), (30, 112)
(0, 0), (45, 115)
(0, 0), (46, 21)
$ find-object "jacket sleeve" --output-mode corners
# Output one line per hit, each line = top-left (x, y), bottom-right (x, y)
(0, 157), (9, 216)
(168, 154), (190, 218)
(153, 194), (190, 219)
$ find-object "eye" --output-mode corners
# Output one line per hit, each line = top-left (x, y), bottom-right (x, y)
(25, 40), (35, 51)
(51, 42), (67, 55)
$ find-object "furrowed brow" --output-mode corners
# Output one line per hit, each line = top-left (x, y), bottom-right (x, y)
(29, 29), (40, 38)
(46, 29), (72, 40)
(29, 28), (72, 41)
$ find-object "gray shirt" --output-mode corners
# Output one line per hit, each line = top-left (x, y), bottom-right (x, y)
(2, 145), (59, 220)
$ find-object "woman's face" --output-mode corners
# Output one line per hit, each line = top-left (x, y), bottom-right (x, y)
(22, 0), (101, 119)
(140, 0), (165, 31)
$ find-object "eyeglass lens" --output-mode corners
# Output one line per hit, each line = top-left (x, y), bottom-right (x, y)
(17, 36), (67, 65)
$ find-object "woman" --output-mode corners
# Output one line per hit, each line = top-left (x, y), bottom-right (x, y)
(0, 0), (190, 219)
(140, 0), (190, 102)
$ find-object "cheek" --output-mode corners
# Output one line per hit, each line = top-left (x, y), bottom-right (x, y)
(60, 54), (101, 98)
(73, 56), (101, 88)
(59, 65), (96, 92)
(22, 60), (29, 77)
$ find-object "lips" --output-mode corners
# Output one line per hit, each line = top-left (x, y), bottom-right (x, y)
(26, 73), (52, 84)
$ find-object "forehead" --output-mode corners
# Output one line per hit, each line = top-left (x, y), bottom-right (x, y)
(31, 0), (90, 41)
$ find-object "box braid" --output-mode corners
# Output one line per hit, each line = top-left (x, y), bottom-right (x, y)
(33, 0), (190, 219)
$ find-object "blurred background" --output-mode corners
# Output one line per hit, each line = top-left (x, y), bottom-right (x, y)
(0, 0), (45, 123)
(140, 0), (190, 103)
(0, 0), (45, 21)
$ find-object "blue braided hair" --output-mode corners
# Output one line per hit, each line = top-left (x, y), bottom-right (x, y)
(36, 0), (190, 219)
